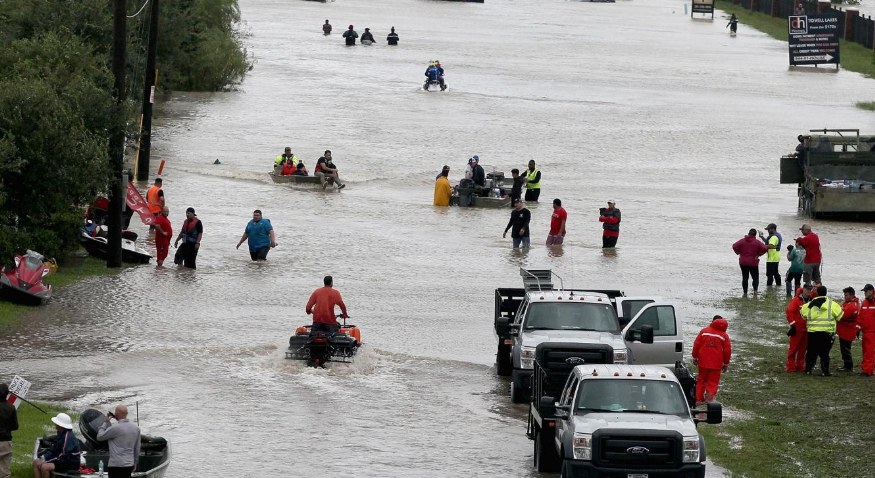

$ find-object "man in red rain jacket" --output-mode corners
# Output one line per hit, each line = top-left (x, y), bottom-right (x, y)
(859, 284), (875, 377)
(785, 284), (813, 372)
(692, 316), (732, 407)
(837, 287), (861, 371)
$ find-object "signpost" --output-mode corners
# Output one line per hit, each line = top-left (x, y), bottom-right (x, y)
(691, 0), (715, 18)
(7, 375), (30, 409)
(788, 14), (841, 68)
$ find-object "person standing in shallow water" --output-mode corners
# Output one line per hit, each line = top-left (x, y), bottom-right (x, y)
(360, 28), (375, 44)
(153, 206), (172, 267)
(732, 228), (767, 296)
(503, 199), (531, 248)
(387, 27), (399, 45)
(174, 207), (202, 269)
(598, 200), (620, 248)
(343, 25), (358, 46)
(323, 20), (332, 35)
(237, 209), (277, 261)
(727, 14), (738, 35)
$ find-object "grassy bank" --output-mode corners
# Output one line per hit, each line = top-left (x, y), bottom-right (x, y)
(8, 401), (77, 477)
(716, 1), (875, 79)
(699, 289), (875, 477)
(0, 253), (116, 330)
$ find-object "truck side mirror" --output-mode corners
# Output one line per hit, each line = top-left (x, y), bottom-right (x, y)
(495, 317), (510, 336)
(626, 325), (654, 344)
(539, 396), (556, 416)
(706, 402), (723, 424)
(508, 323), (520, 336)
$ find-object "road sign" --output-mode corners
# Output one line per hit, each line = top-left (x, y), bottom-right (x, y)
(788, 14), (841, 67)
(691, 0), (714, 18)
(9, 375), (31, 398)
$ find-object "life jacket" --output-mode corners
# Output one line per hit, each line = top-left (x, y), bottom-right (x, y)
(526, 168), (540, 189)
(281, 162), (295, 176)
(766, 232), (783, 262)
(146, 186), (163, 214)
(182, 218), (201, 243)
(601, 208), (621, 232)
(275, 154), (297, 166)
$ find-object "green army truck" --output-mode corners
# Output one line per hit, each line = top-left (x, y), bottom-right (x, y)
(780, 129), (875, 219)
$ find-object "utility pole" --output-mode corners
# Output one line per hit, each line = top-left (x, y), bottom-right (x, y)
(107, 0), (127, 268)
(136, 0), (159, 181)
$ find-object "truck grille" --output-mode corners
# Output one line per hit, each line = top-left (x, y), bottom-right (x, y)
(597, 434), (677, 468)
(536, 345), (611, 398)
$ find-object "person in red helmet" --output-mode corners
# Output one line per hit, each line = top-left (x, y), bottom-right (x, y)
(692, 315), (732, 408)
(343, 25), (358, 46)
(785, 284), (813, 372)
(858, 284), (875, 377)
(837, 287), (861, 371)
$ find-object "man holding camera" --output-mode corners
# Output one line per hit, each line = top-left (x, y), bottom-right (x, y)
(96, 405), (141, 478)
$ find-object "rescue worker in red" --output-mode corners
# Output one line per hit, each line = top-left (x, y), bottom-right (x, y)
(598, 200), (620, 248)
(785, 284), (814, 372)
(692, 315), (732, 408)
(152, 206), (172, 267)
(838, 287), (861, 371)
(859, 284), (875, 378)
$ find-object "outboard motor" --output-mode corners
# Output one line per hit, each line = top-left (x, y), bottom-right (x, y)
(457, 178), (475, 207)
(79, 409), (109, 450)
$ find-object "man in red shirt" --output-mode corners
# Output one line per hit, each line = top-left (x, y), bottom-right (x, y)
(692, 315), (732, 407)
(796, 224), (821, 284)
(598, 200), (620, 248)
(838, 287), (861, 371)
(546, 198), (567, 246)
(306, 276), (349, 334)
(152, 206), (172, 267)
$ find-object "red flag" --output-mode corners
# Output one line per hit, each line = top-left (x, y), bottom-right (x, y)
(126, 181), (155, 225)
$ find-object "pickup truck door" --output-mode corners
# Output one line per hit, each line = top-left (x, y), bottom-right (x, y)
(622, 303), (683, 367)
(554, 375), (580, 453)
(614, 296), (661, 328)
(512, 299), (529, 366)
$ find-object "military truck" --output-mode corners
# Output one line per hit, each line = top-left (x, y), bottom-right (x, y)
(780, 129), (875, 218)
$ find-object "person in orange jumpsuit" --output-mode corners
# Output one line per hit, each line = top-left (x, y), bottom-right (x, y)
(785, 284), (813, 372)
(838, 287), (861, 371)
(859, 284), (875, 377)
(692, 315), (732, 406)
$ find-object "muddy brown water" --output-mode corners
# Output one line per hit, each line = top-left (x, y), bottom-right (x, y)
(5, 0), (875, 476)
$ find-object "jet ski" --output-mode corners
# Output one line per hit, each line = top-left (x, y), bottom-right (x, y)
(80, 223), (152, 264)
(285, 317), (362, 367)
(423, 78), (447, 91)
(0, 250), (52, 305)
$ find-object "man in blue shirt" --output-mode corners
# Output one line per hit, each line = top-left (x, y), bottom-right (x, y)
(424, 60), (446, 90)
(236, 210), (277, 260)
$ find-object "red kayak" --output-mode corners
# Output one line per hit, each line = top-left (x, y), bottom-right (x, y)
(0, 250), (52, 306)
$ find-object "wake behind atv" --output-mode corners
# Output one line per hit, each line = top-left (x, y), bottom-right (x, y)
(286, 318), (362, 367)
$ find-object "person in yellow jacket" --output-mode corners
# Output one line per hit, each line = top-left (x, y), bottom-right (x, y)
(800, 285), (844, 376)
(524, 159), (541, 202)
(433, 166), (452, 206)
(275, 147), (297, 168)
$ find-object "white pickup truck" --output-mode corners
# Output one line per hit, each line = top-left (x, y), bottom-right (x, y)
(493, 269), (687, 403)
(529, 364), (721, 477)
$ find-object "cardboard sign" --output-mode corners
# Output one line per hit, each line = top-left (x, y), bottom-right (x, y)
(788, 14), (841, 66)
(8, 375), (30, 398)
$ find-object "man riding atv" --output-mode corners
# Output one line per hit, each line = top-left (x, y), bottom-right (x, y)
(306, 275), (348, 335)
(424, 60), (446, 91)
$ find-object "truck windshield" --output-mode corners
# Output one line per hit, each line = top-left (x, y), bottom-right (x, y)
(575, 379), (688, 416)
(524, 303), (618, 332)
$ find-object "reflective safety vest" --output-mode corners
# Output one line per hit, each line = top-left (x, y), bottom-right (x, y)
(801, 298), (844, 333)
(526, 168), (540, 189)
(275, 154), (298, 166)
(146, 186), (163, 214)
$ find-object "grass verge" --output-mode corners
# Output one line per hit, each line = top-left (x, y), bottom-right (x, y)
(856, 100), (875, 111)
(715, 1), (875, 79)
(9, 402), (78, 477)
(0, 252), (117, 330)
(699, 289), (875, 477)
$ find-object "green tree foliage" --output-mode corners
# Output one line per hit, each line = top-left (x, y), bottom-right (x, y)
(0, 33), (117, 260)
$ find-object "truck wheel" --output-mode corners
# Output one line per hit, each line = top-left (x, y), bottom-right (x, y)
(534, 429), (561, 472)
(496, 346), (512, 376)
(511, 380), (527, 404)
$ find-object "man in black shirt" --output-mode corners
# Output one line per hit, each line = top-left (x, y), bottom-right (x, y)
(503, 199), (531, 248)
(387, 27), (399, 45)
(315, 150), (346, 190)
(471, 157), (486, 196)
(509, 168), (526, 208)
(0, 383), (19, 478)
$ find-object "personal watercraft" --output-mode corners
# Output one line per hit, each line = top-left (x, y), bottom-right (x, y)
(285, 317), (362, 367)
(423, 78), (447, 91)
(0, 250), (52, 305)
(80, 223), (152, 264)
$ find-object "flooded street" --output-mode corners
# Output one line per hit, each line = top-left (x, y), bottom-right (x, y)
(4, 0), (875, 476)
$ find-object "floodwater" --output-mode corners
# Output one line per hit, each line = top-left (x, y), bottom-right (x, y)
(5, 0), (875, 476)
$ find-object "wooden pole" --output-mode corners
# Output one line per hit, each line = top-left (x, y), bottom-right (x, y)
(107, 0), (127, 268)
(136, 0), (160, 181)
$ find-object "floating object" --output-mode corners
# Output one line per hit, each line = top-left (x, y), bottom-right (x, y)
(213, 158), (221, 165)
(157, 159), (166, 175)
(0, 250), (52, 306)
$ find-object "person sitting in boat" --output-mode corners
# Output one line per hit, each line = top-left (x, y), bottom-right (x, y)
(470, 155), (488, 196)
(292, 161), (309, 176)
(32, 413), (80, 478)
(315, 150), (346, 190)
(281, 159), (296, 176)
(360, 28), (375, 44)
(275, 147), (298, 168)
(425, 61), (445, 89)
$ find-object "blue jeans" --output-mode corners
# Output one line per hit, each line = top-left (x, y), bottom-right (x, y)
(512, 236), (530, 248)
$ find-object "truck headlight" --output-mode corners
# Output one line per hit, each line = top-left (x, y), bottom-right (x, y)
(683, 437), (700, 463)
(573, 433), (592, 460)
(520, 346), (536, 369)
(613, 348), (628, 364)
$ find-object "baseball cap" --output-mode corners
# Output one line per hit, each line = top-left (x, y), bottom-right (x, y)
(748, 228), (757, 236)
(467, 158), (474, 164)
(186, 207), (196, 215)
(713, 315), (723, 320)
(472, 155), (479, 161)
(513, 198), (522, 205)
(442, 165), (450, 170)
(607, 199), (616, 204)
(863, 284), (875, 292)
(766, 223), (777, 229)
(799, 224), (811, 231)
(802, 283), (813, 290)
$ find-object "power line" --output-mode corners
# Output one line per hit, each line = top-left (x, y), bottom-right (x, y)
(128, 0), (149, 18)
